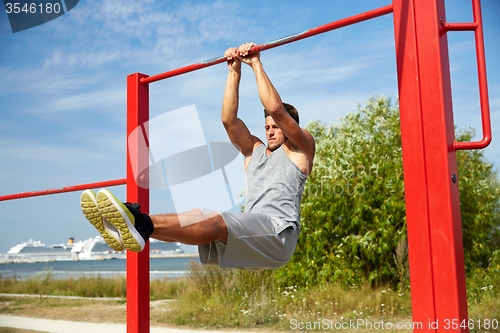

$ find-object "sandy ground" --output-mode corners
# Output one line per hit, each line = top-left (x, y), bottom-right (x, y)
(0, 294), (265, 333)
(0, 314), (267, 333)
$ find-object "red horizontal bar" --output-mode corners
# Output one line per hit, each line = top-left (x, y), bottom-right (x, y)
(0, 178), (127, 202)
(455, 133), (491, 150)
(141, 4), (393, 85)
(445, 22), (478, 31)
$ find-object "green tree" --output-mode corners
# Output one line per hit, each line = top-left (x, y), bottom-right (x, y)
(456, 129), (500, 271)
(276, 96), (500, 288)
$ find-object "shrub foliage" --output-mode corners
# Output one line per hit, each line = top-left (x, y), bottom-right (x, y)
(276, 96), (500, 288)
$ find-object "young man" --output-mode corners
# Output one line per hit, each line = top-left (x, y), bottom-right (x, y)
(80, 42), (315, 270)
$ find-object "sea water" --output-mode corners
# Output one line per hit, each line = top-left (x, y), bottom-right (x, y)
(0, 257), (196, 280)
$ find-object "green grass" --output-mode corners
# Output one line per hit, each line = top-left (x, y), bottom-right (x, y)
(154, 262), (413, 330)
(0, 270), (185, 299)
(0, 270), (128, 298)
(0, 328), (45, 333)
(466, 266), (500, 333)
(0, 262), (498, 331)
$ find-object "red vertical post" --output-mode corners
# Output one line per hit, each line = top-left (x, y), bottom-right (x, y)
(393, 0), (469, 332)
(127, 73), (150, 333)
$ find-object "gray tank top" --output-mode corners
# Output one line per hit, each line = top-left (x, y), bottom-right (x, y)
(244, 144), (308, 228)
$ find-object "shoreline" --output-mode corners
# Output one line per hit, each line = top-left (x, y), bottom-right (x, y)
(0, 253), (199, 265)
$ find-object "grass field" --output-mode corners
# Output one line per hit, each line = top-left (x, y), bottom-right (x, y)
(0, 328), (45, 333)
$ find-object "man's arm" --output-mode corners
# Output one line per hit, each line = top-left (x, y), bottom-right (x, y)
(237, 43), (314, 157)
(221, 47), (261, 157)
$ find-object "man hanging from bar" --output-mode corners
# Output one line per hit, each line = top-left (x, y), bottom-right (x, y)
(80, 43), (316, 270)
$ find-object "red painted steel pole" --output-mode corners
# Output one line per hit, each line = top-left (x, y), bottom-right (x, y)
(127, 73), (150, 333)
(140, 4), (393, 85)
(0, 178), (127, 202)
(393, 0), (469, 331)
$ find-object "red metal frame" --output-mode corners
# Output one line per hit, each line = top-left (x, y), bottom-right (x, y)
(392, 0), (490, 331)
(0, 178), (126, 202)
(126, 73), (151, 333)
(0, 1), (492, 333)
(446, 0), (491, 150)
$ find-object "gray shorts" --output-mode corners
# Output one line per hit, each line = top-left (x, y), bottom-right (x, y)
(197, 208), (299, 271)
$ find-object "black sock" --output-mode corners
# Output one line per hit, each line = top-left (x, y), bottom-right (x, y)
(127, 203), (154, 242)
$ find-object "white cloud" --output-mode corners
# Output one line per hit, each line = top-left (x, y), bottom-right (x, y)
(48, 88), (125, 113)
(0, 65), (98, 95)
(41, 48), (119, 71)
(0, 136), (122, 167)
(36, 0), (251, 71)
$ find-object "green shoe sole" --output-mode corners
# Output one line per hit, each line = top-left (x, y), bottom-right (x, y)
(96, 189), (145, 252)
(80, 189), (124, 251)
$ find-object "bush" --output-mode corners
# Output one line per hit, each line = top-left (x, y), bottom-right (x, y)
(277, 96), (406, 288)
(276, 96), (500, 288)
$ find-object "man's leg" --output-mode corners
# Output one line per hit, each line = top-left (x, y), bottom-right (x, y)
(87, 189), (228, 252)
(151, 210), (228, 245)
(148, 213), (191, 243)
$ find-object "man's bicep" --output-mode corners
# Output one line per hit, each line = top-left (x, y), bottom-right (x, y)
(223, 118), (255, 156)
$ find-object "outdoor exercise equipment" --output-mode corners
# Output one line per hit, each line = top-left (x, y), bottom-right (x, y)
(0, 0), (492, 332)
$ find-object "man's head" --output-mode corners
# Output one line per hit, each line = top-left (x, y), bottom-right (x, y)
(264, 103), (299, 151)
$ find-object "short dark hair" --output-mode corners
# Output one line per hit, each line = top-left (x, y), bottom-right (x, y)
(264, 103), (299, 124)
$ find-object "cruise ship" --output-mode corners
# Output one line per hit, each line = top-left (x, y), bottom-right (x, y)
(0, 237), (184, 263)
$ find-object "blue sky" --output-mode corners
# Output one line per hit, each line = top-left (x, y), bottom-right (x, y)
(0, 0), (498, 254)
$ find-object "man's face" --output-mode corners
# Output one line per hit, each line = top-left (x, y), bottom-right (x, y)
(265, 116), (286, 151)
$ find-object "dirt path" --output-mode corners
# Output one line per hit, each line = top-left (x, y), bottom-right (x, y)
(1, 314), (257, 333)
(0, 294), (272, 333)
